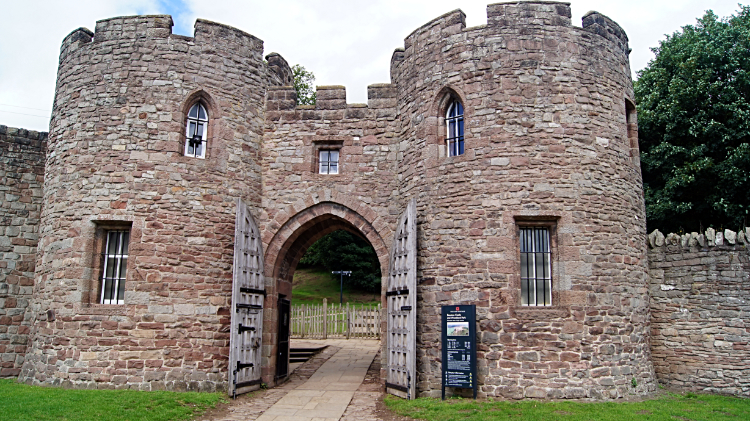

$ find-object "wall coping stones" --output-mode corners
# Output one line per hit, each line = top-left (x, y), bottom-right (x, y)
(649, 228), (750, 249)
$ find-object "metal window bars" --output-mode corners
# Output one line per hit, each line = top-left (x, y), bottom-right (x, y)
(100, 230), (129, 305)
(446, 100), (464, 156)
(520, 227), (552, 306)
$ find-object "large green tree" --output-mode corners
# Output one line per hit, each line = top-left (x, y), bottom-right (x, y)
(299, 230), (382, 292)
(635, 6), (750, 233)
(292, 64), (316, 105)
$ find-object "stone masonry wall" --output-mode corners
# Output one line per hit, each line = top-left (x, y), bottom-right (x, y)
(0, 126), (46, 377)
(19, 16), (273, 391)
(649, 228), (750, 396)
(260, 83), (401, 383)
(392, 3), (654, 399)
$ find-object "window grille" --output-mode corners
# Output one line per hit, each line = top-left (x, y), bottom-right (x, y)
(319, 150), (339, 174)
(185, 103), (208, 158)
(446, 99), (464, 156)
(520, 227), (551, 306)
(100, 230), (129, 305)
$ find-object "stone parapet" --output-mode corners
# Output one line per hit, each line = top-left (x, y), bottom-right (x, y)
(582, 11), (630, 55)
(487, 1), (572, 27)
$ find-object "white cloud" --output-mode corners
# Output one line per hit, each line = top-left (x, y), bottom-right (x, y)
(0, 0), (744, 131)
(0, 0), (160, 131)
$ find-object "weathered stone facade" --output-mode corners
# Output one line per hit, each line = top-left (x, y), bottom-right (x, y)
(17, 16), (275, 392)
(394, 4), (653, 399)
(649, 228), (750, 396)
(0, 126), (46, 377)
(8, 1), (744, 399)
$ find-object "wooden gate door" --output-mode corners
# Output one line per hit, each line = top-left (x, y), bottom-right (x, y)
(229, 198), (265, 398)
(386, 197), (417, 399)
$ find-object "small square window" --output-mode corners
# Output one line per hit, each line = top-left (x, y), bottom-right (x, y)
(520, 227), (552, 306)
(319, 150), (339, 174)
(100, 230), (129, 305)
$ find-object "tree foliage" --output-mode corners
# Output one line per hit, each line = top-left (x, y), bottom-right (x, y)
(635, 6), (750, 233)
(292, 64), (316, 105)
(299, 230), (382, 292)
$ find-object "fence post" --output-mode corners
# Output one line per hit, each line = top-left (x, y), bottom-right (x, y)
(323, 298), (328, 339)
(346, 302), (350, 339)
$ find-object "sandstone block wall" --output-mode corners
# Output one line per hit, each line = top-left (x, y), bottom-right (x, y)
(392, 3), (654, 398)
(649, 228), (750, 396)
(259, 83), (401, 382)
(19, 15), (281, 391)
(0, 126), (46, 377)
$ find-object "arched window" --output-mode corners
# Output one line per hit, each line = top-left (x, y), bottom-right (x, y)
(185, 103), (208, 158)
(446, 99), (464, 156)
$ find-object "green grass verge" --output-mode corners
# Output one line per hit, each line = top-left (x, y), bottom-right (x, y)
(0, 378), (225, 421)
(384, 392), (750, 421)
(292, 267), (380, 305)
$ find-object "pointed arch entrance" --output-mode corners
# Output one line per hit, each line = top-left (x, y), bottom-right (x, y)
(260, 201), (389, 386)
(241, 199), (417, 399)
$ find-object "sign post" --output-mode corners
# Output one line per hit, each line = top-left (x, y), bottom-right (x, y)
(331, 270), (351, 304)
(441, 304), (477, 399)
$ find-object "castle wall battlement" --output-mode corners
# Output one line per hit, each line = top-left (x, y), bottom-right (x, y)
(267, 84), (398, 113)
(60, 15), (264, 65)
(487, 1), (572, 27)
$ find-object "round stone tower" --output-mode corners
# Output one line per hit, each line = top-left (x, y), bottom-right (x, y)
(19, 16), (283, 391)
(392, 2), (655, 398)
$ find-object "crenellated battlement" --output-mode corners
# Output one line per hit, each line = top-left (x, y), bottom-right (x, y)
(488, 1), (572, 27)
(582, 11), (630, 55)
(93, 15), (173, 42)
(193, 18), (263, 54)
(400, 2), (629, 62)
(59, 15), (264, 64)
(266, 84), (397, 118)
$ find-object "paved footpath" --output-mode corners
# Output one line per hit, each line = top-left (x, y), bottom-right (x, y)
(201, 339), (380, 421)
(257, 339), (379, 421)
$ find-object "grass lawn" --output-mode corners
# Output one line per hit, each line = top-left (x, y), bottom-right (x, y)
(292, 267), (380, 305)
(0, 378), (225, 421)
(384, 392), (750, 421)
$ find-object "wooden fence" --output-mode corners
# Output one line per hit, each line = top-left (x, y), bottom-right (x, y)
(291, 299), (381, 339)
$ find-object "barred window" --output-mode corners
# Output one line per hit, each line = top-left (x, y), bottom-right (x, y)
(100, 230), (129, 305)
(520, 227), (551, 306)
(185, 103), (208, 158)
(446, 99), (464, 156)
(319, 150), (339, 174)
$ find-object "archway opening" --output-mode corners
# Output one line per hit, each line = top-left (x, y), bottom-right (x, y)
(263, 203), (390, 385)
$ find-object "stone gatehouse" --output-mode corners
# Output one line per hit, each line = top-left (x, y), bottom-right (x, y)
(1, 1), (748, 399)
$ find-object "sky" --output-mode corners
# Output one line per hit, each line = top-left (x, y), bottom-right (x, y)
(0, 0), (741, 132)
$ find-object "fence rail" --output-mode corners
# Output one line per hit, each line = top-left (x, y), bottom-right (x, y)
(291, 299), (381, 339)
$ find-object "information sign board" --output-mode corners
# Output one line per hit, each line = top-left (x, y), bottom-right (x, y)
(441, 304), (477, 399)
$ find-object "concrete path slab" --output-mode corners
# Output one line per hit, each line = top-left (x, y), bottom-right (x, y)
(255, 339), (379, 421)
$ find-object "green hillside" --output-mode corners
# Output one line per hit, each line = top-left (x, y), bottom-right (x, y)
(291, 267), (380, 305)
